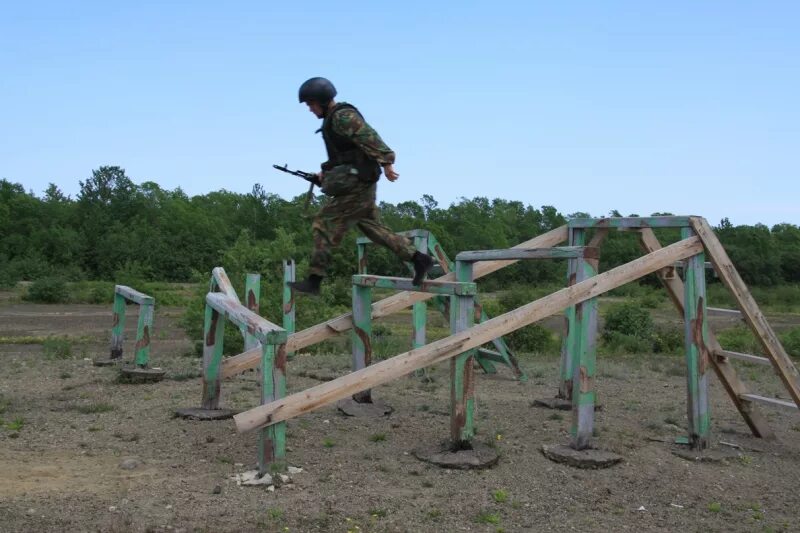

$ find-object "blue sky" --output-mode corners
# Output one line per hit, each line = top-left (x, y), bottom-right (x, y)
(1, 1), (798, 226)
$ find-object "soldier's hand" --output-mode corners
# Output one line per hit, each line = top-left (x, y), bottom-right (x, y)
(315, 172), (323, 184)
(383, 164), (399, 182)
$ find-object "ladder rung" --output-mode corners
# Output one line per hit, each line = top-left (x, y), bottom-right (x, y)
(740, 393), (799, 411)
(708, 307), (743, 317)
(477, 348), (506, 364)
(716, 350), (771, 366)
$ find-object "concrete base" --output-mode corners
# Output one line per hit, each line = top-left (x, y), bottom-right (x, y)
(532, 398), (572, 410)
(119, 365), (166, 383)
(541, 444), (622, 469)
(336, 397), (393, 418)
(413, 441), (499, 470)
(671, 447), (740, 464)
(93, 357), (123, 367)
(174, 408), (238, 421)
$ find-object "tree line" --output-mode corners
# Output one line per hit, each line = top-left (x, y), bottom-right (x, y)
(1, 166), (798, 289)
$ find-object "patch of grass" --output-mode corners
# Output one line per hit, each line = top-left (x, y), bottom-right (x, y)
(491, 489), (509, 503)
(43, 338), (72, 359)
(368, 508), (387, 518)
(59, 372), (72, 379)
(170, 370), (201, 382)
(418, 404), (431, 412)
(369, 433), (386, 442)
(664, 415), (680, 426)
(476, 511), (501, 525)
(267, 508), (283, 520)
(707, 502), (722, 513)
(547, 413), (563, 421)
(739, 455), (753, 466)
(6, 417), (24, 431)
(69, 402), (116, 414)
(421, 480), (434, 488)
(216, 456), (233, 464)
(323, 438), (335, 448)
(87, 425), (102, 432)
(425, 508), (442, 521)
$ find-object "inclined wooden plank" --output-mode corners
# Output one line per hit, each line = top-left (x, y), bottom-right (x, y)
(717, 350), (771, 366)
(741, 394), (798, 411)
(221, 225), (569, 378)
(115, 285), (153, 304)
(455, 247), (593, 262)
(638, 228), (774, 439)
(205, 293), (286, 344)
(233, 236), (703, 432)
(690, 217), (800, 410)
(211, 267), (241, 304)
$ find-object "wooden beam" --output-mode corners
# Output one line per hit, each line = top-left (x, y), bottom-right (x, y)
(206, 293), (286, 345)
(455, 247), (595, 262)
(352, 275), (477, 295)
(569, 216), (692, 229)
(716, 350), (771, 366)
(740, 394), (798, 412)
(211, 267), (240, 304)
(638, 228), (774, 439)
(233, 236), (702, 433)
(690, 217), (800, 410)
(221, 225), (569, 378)
(115, 285), (153, 305)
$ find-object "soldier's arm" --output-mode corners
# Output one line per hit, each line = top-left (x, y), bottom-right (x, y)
(332, 109), (396, 165)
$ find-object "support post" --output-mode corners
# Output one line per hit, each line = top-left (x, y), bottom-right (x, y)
(559, 227), (585, 400)
(133, 300), (153, 367)
(450, 260), (476, 446)
(412, 233), (429, 351)
(110, 291), (127, 360)
(201, 304), (226, 410)
(259, 343), (288, 474)
(682, 227), (711, 449)
(352, 283), (373, 403)
(245, 273), (261, 351)
(283, 260), (296, 358)
(570, 255), (598, 450)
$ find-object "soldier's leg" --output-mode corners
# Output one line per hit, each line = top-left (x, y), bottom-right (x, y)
(310, 198), (358, 277)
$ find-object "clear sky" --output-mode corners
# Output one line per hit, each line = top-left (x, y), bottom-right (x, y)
(1, 1), (798, 226)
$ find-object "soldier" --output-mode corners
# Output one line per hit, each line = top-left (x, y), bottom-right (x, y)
(288, 77), (434, 295)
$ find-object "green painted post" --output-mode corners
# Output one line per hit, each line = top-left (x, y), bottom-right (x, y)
(133, 301), (154, 367)
(201, 304), (226, 410)
(259, 343), (288, 474)
(351, 283), (373, 403)
(245, 273), (261, 351)
(559, 228), (585, 400)
(570, 255), (598, 450)
(283, 260), (296, 359)
(110, 291), (127, 360)
(682, 227), (711, 449)
(357, 242), (368, 274)
(412, 234), (429, 351)
(450, 260), (476, 446)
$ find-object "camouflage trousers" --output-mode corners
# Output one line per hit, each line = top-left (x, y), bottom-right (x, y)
(310, 183), (417, 277)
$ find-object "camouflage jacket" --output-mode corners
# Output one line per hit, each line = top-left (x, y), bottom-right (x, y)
(327, 103), (395, 166)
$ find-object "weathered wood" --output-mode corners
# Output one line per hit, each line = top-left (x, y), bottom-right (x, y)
(201, 306), (225, 410)
(682, 227), (711, 450)
(690, 217), (800, 409)
(716, 350), (771, 366)
(259, 343), (287, 474)
(205, 293), (287, 345)
(708, 307), (743, 318)
(115, 285), (153, 305)
(283, 260), (296, 358)
(210, 267), (240, 304)
(133, 302), (154, 367)
(569, 216), (692, 229)
(352, 275), (477, 296)
(233, 236), (702, 432)
(351, 284), (373, 403)
(451, 260), (476, 444)
(244, 274), (261, 351)
(412, 233), (429, 355)
(559, 227), (584, 400)
(586, 228), (609, 271)
(221, 225), (569, 378)
(571, 254), (598, 450)
(110, 291), (126, 359)
(638, 228), (774, 439)
(455, 246), (596, 262)
(740, 394), (798, 412)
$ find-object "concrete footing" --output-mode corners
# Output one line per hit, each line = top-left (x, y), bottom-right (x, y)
(541, 444), (622, 469)
(336, 397), (393, 418)
(174, 408), (238, 420)
(413, 441), (499, 470)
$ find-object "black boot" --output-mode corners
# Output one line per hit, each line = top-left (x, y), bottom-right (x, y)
(289, 274), (323, 295)
(411, 251), (434, 285)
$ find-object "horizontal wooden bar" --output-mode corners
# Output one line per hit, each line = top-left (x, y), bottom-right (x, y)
(716, 350), (770, 366)
(568, 216), (692, 229)
(456, 246), (597, 262)
(115, 285), (153, 305)
(352, 275), (477, 296)
(220, 226), (569, 379)
(476, 348), (506, 364)
(740, 394), (798, 411)
(205, 293), (287, 345)
(233, 236), (703, 433)
(708, 307), (743, 318)
(357, 229), (430, 245)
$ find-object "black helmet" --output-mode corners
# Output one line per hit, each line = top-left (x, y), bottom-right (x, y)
(298, 77), (337, 104)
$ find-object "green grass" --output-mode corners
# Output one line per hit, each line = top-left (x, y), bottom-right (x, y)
(476, 511), (501, 525)
(5, 417), (24, 431)
(323, 438), (335, 448)
(369, 433), (386, 442)
(707, 502), (722, 513)
(491, 489), (509, 503)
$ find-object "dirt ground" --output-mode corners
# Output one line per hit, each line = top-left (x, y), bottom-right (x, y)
(1, 299), (799, 533)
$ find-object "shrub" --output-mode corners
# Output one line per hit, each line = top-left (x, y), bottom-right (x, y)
(25, 277), (69, 303)
(43, 338), (72, 359)
(601, 331), (653, 355)
(780, 327), (800, 358)
(653, 325), (684, 355)
(603, 302), (653, 341)
(507, 323), (557, 354)
(716, 326), (761, 355)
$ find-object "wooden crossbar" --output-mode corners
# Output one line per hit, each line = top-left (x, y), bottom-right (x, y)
(455, 246), (596, 262)
(569, 216), (692, 229)
(716, 350), (771, 366)
(221, 225), (569, 379)
(233, 236), (702, 433)
(206, 293), (286, 345)
(352, 275), (477, 295)
(211, 267), (241, 304)
(115, 285), (153, 305)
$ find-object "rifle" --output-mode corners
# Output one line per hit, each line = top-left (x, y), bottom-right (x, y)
(273, 164), (321, 208)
